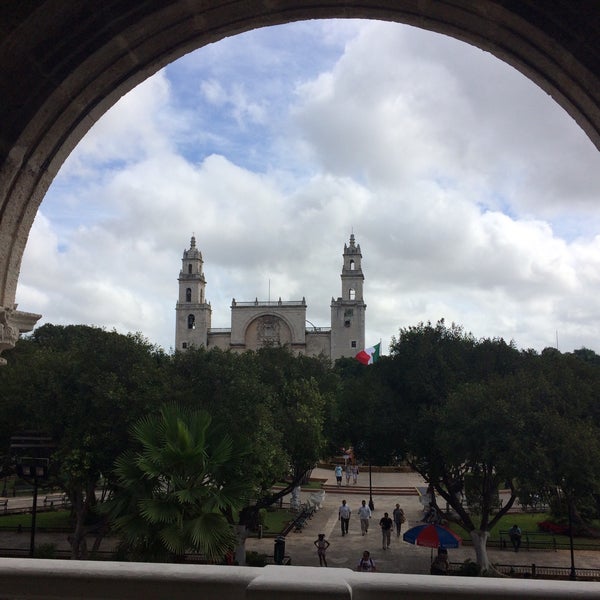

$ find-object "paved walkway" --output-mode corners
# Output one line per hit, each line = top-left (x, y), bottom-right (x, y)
(0, 469), (597, 577)
(246, 468), (600, 575)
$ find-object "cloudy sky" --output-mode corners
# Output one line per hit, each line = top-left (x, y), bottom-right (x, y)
(16, 19), (600, 355)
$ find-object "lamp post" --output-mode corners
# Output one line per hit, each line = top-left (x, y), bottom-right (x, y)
(557, 485), (576, 581)
(368, 460), (374, 511)
(16, 458), (48, 557)
(566, 495), (576, 581)
(10, 434), (53, 558)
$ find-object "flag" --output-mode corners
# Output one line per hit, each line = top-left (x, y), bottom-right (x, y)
(355, 342), (381, 365)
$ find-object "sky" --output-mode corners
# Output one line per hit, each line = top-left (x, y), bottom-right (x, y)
(16, 19), (600, 355)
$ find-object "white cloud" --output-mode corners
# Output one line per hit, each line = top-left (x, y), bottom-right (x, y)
(16, 19), (600, 357)
(201, 79), (227, 105)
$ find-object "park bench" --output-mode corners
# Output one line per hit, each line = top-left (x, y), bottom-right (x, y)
(293, 505), (316, 533)
(0, 498), (7, 513)
(499, 530), (557, 551)
(43, 493), (67, 509)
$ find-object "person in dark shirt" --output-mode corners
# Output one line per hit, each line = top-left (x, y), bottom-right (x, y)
(379, 512), (393, 549)
(509, 524), (522, 552)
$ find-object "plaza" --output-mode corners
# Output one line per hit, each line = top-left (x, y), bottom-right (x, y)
(246, 467), (600, 577)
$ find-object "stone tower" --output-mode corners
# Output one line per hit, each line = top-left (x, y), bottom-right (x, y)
(175, 235), (212, 351)
(330, 234), (366, 361)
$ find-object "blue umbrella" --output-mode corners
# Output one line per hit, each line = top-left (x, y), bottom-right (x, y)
(403, 523), (462, 549)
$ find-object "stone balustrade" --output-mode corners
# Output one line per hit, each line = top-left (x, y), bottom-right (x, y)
(0, 560), (598, 599)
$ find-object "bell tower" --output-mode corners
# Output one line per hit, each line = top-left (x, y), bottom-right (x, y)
(175, 235), (211, 351)
(330, 234), (366, 360)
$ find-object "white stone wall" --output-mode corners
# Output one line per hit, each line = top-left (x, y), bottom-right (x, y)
(0, 561), (596, 600)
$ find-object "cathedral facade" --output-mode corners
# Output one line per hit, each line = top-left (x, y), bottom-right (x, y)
(175, 235), (366, 361)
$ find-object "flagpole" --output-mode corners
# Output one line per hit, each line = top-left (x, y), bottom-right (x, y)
(368, 460), (374, 511)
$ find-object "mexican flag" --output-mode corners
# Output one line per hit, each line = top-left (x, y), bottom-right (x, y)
(355, 342), (381, 365)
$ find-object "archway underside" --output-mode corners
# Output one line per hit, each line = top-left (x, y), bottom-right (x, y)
(0, 0), (599, 361)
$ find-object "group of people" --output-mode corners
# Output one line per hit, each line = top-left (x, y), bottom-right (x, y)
(313, 499), (407, 568)
(338, 499), (407, 543)
(314, 497), (453, 574)
(334, 463), (359, 486)
(314, 468), (454, 573)
(313, 538), (378, 571)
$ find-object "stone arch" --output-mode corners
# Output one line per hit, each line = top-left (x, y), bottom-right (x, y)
(243, 314), (294, 351)
(1, 1), (599, 360)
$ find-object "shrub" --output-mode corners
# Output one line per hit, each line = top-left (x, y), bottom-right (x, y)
(34, 543), (57, 559)
(246, 551), (268, 567)
(458, 559), (481, 576)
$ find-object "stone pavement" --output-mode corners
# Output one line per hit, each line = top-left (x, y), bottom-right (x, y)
(0, 469), (597, 577)
(246, 468), (600, 576)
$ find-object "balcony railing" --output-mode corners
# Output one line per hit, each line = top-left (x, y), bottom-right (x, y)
(0, 560), (598, 599)
(232, 300), (306, 307)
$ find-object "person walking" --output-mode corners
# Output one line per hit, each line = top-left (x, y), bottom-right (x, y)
(334, 465), (343, 487)
(392, 503), (405, 537)
(345, 464), (352, 486)
(314, 533), (330, 567)
(356, 550), (376, 572)
(339, 499), (351, 536)
(352, 464), (359, 484)
(357, 499), (372, 535)
(379, 512), (393, 549)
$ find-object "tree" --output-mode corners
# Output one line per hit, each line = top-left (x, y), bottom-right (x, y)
(517, 349), (600, 532)
(429, 378), (528, 570)
(166, 345), (335, 563)
(0, 324), (167, 558)
(381, 321), (600, 572)
(385, 321), (526, 572)
(102, 404), (252, 562)
(330, 357), (401, 467)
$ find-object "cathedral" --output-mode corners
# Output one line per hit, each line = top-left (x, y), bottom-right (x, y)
(175, 234), (366, 361)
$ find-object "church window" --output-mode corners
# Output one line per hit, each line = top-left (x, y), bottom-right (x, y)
(186, 288), (192, 302)
(182, 342), (188, 349)
(350, 259), (355, 270)
(187, 314), (195, 329)
(344, 320), (351, 327)
(188, 264), (192, 274)
(349, 288), (356, 300)
(351, 341), (357, 348)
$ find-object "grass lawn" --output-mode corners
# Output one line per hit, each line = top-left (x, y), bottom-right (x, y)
(259, 509), (297, 535)
(446, 513), (600, 549)
(0, 510), (72, 529)
(273, 480), (324, 490)
(0, 507), (303, 537)
(446, 513), (545, 542)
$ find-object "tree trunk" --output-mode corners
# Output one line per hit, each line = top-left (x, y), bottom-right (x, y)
(68, 480), (98, 559)
(68, 491), (86, 559)
(234, 525), (247, 566)
(470, 530), (491, 572)
(470, 530), (503, 576)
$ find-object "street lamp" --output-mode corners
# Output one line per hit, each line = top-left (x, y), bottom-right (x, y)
(368, 460), (374, 511)
(16, 457), (49, 557)
(10, 434), (53, 558)
(556, 486), (576, 581)
(566, 495), (576, 581)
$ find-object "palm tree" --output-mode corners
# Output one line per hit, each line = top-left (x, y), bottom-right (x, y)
(102, 404), (251, 562)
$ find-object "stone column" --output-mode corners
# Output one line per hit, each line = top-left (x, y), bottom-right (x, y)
(0, 306), (41, 365)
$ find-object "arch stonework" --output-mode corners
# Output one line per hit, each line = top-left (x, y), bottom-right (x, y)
(1, 1), (599, 361)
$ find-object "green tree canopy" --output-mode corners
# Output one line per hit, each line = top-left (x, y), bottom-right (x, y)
(102, 404), (251, 562)
(0, 324), (167, 558)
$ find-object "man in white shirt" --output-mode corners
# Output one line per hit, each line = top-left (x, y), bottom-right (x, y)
(339, 499), (351, 536)
(357, 499), (372, 535)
